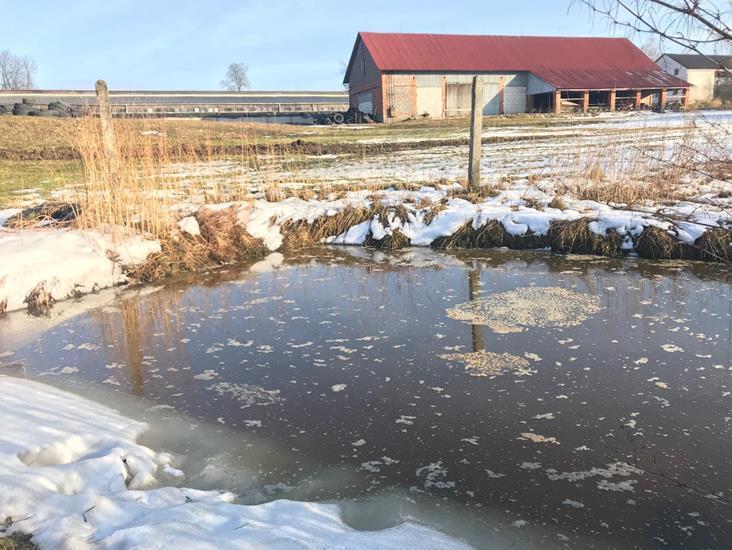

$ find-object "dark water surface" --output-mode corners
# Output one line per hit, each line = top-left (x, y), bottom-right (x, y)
(1, 248), (731, 549)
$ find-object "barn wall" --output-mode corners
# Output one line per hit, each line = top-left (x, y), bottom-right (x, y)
(347, 40), (384, 120)
(379, 71), (532, 122)
(384, 74), (416, 120)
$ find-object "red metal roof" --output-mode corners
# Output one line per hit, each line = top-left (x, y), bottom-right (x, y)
(346, 32), (688, 90)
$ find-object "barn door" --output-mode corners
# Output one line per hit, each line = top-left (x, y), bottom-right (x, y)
(446, 83), (471, 116)
(503, 86), (527, 113)
(356, 92), (373, 115)
(415, 75), (442, 118)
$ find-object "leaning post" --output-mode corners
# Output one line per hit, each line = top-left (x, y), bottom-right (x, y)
(467, 75), (484, 193)
(95, 79), (118, 177)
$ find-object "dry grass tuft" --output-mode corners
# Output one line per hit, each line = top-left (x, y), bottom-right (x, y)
(127, 207), (266, 282)
(522, 196), (544, 210)
(433, 219), (550, 250)
(370, 202), (410, 225)
(365, 229), (411, 250)
(447, 184), (502, 203)
(0, 533), (37, 550)
(195, 207), (266, 263)
(635, 226), (696, 260)
(279, 206), (375, 251)
(423, 202), (446, 225)
(548, 195), (568, 210)
(571, 180), (684, 206)
(473, 220), (508, 248)
(23, 282), (55, 316)
(587, 163), (605, 182)
(550, 219), (623, 257)
(4, 201), (79, 228)
(433, 223), (474, 249)
(695, 227), (732, 263)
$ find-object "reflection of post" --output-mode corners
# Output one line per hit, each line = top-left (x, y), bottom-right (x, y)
(121, 301), (145, 397)
(468, 268), (484, 352)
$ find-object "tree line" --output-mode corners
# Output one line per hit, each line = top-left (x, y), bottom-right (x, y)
(0, 50), (36, 89)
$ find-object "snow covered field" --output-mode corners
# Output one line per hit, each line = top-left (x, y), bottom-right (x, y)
(149, 110), (732, 190)
(0, 375), (471, 549)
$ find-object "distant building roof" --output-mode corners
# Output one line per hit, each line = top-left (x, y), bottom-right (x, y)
(346, 32), (689, 90)
(661, 53), (732, 70)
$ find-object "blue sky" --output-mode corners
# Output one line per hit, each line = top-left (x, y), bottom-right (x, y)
(1, 0), (629, 90)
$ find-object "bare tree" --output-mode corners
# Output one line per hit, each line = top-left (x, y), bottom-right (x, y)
(574, 0), (732, 226)
(0, 50), (37, 89)
(639, 35), (661, 58)
(574, 1), (732, 73)
(221, 62), (250, 92)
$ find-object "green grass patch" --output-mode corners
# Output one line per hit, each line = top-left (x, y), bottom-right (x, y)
(0, 159), (82, 206)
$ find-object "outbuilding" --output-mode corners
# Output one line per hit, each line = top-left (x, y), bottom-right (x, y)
(344, 32), (690, 122)
(656, 53), (732, 104)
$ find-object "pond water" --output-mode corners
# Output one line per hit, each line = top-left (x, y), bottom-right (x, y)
(1, 248), (731, 549)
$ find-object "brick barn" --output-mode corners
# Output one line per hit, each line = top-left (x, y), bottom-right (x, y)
(343, 32), (690, 122)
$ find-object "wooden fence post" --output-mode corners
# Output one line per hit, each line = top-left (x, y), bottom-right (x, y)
(468, 76), (484, 193)
(95, 79), (118, 176)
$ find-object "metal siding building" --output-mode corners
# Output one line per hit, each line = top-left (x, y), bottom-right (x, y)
(344, 32), (690, 122)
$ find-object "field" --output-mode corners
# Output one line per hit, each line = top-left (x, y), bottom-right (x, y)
(0, 112), (652, 205)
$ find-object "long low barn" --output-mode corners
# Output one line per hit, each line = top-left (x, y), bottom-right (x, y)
(0, 90), (349, 121)
(344, 32), (690, 122)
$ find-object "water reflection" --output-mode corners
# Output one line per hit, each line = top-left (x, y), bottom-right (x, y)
(2, 247), (731, 549)
(468, 266), (484, 354)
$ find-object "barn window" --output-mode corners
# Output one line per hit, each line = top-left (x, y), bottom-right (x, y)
(674, 68), (680, 76)
(362, 55), (366, 77)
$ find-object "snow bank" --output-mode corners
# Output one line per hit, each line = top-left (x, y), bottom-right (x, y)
(0, 229), (160, 313)
(239, 186), (730, 253)
(0, 376), (471, 549)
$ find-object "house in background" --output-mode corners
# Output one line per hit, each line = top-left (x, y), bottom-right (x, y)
(343, 32), (690, 123)
(656, 54), (732, 104)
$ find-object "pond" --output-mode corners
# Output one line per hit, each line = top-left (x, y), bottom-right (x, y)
(1, 248), (730, 549)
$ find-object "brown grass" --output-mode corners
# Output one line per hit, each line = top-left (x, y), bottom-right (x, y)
(548, 195), (568, 210)
(570, 180), (685, 205)
(365, 229), (411, 250)
(694, 227), (732, 262)
(433, 219), (551, 251)
(635, 226), (696, 260)
(0, 533), (36, 550)
(128, 207), (267, 281)
(279, 206), (373, 250)
(3, 201), (79, 228)
(549, 219), (623, 257)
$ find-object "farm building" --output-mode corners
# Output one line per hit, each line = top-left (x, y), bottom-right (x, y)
(0, 90), (349, 124)
(344, 32), (690, 122)
(656, 54), (732, 104)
